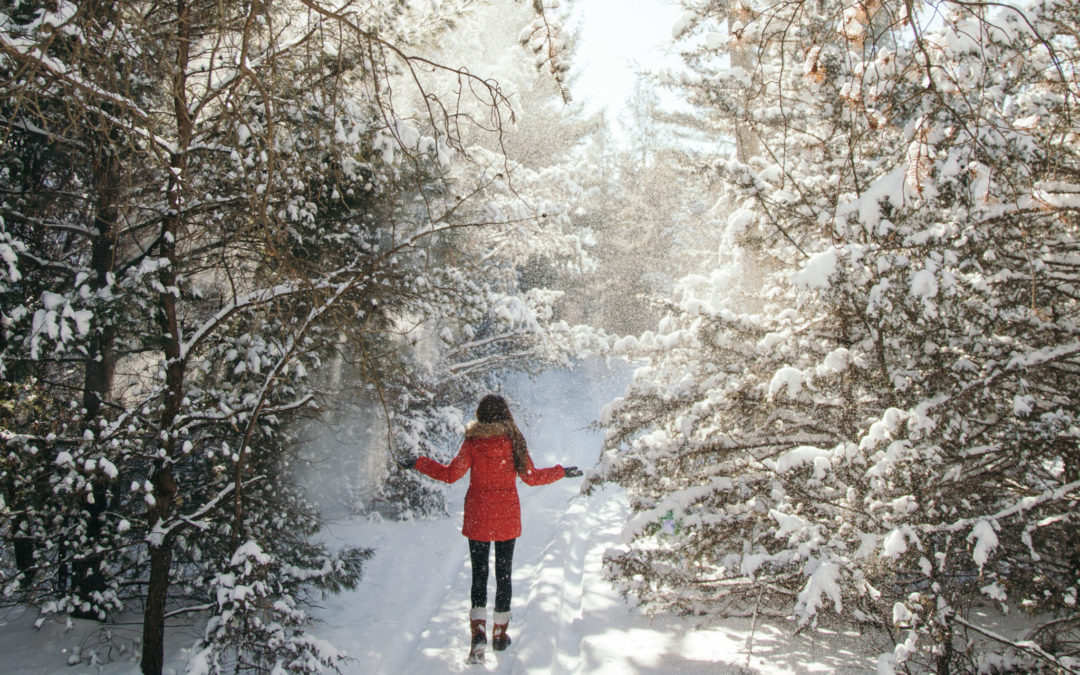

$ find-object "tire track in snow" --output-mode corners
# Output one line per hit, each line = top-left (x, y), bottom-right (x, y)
(549, 496), (590, 673)
(509, 483), (588, 673)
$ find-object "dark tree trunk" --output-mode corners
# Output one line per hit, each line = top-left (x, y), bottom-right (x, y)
(140, 468), (177, 675)
(72, 155), (121, 616)
(13, 535), (36, 587)
(6, 481), (38, 588)
(141, 0), (191, 671)
(142, 546), (172, 675)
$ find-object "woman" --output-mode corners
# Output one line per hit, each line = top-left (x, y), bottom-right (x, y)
(403, 394), (582, 663)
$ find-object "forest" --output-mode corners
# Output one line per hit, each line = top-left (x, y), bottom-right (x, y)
(1, 0), (1078, 673)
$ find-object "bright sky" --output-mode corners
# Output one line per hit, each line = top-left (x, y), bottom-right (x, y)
(570, 0), (684, 117)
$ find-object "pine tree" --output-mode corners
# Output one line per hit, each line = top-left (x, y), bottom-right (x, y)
(597, 0), (1080, 670)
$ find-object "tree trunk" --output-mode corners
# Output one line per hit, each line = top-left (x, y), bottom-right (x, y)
(7, 480), (38, 588)
(73, 154), (121, 616)
(723, 0), (760, 164)
(141, 518), (175, 675)
(731, 44), (760, 164)
(140, 0), (191, 671)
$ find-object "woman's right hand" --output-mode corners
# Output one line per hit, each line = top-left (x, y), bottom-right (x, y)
(398, 457), (417, 470)
(563, 466), (582, 478)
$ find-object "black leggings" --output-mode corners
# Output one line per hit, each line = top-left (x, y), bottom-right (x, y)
(468, 539), (515, 613)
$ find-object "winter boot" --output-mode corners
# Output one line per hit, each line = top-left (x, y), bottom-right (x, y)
(468, 608), (487, 664)
(492, 611), (511, 652)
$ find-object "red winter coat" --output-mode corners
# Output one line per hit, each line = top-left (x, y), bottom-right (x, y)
(414, 420), (565, 541)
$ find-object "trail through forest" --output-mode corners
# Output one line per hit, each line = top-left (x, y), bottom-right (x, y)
(0, 363), (879, 673)
(306, 363), (879, 674)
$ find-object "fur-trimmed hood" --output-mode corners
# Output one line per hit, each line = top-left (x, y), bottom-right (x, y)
(464, 420), (513, 439)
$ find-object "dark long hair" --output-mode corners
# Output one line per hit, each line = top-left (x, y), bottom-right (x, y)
(476, 394), (529, 474)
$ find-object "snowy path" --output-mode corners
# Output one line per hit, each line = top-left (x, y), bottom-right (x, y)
(310, 470), (628, 673)
(309, 362), (643, 673)
(311, 465), (876, 674)
(307, 365), (879, 674)
(0, 364), (879, 673)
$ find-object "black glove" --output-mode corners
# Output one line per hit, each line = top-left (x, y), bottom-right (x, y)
(398, 456), (417, 470)
(563, 466), (582, 478)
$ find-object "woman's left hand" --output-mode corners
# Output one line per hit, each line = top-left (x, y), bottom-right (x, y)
(563, 466), (582, 478)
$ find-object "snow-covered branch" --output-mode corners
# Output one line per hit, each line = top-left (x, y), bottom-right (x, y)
(940, 479), (1080, 534)
(149, 475), (265, 544)
(953, 615), (1080, 674)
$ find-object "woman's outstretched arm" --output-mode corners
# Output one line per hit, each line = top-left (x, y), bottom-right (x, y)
(519, 454), (565, 486)
(415, 443), (472, 484)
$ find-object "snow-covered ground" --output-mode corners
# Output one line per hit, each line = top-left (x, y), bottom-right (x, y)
(0, 363), (879, 673)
